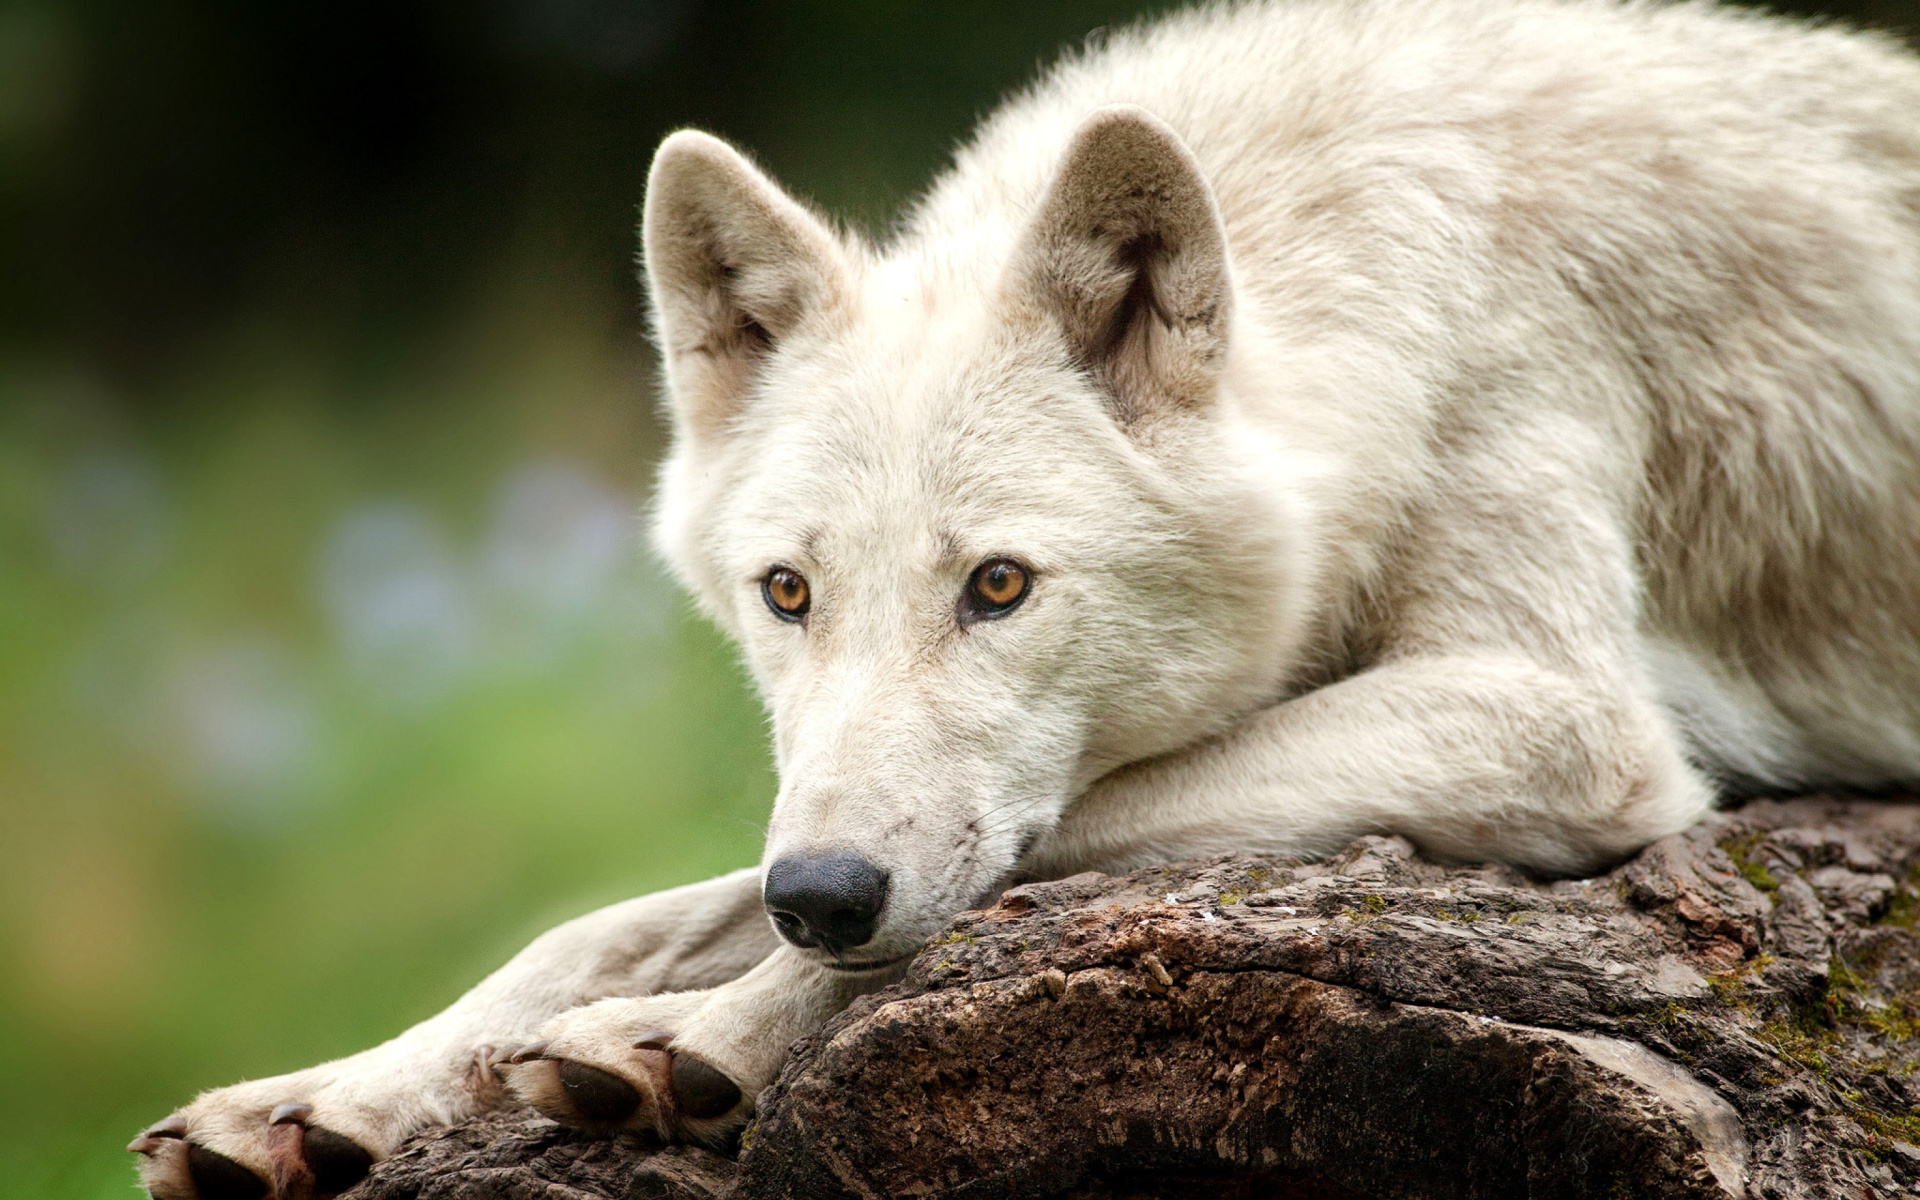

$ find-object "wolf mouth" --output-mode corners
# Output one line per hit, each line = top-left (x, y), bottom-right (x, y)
(822, 954), (914, 974)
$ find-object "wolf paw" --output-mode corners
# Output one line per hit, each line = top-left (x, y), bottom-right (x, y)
(129, 1047), (501, 1200)
(131, 1095), (376, 1200)
(498, 995), (750, 1146)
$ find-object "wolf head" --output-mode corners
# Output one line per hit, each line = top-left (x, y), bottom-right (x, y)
(645, 107), (1308, 967)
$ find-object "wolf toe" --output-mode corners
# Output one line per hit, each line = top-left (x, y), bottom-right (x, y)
(500, 1013), (748, 1144)
(133, 1133), (266, 1200)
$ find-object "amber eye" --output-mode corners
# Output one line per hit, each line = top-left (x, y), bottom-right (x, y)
(763, 567), (810, 621)
(964, 558), (1030, 619)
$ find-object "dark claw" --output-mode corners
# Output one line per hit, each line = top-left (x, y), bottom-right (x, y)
(632, 1030), (675, 1051)
(670, 1055), (742, 1120)
(480, 1044), (514, 1080)
(556, 1059), (642, 1123)
(268, 1120), (312, 1200)
(129, 1116), (190, 1155)
(303, 1127), (374, 1194)
(186, 1144), (268, 1200)
(270, 1103), (313, 1126)
(508, 1041), (549, 1064)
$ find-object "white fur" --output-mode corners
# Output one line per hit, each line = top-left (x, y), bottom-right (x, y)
(141, 1), (1920, 1182)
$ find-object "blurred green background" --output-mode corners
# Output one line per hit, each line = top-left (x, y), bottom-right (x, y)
(0, 1), (1913, 1197)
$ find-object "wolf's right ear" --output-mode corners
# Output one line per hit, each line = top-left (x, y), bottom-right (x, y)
(643, 131), (852, 437)
(1006, 106), (1232, 426)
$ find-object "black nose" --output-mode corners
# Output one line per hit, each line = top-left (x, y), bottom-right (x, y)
(763, 852), (890, 951)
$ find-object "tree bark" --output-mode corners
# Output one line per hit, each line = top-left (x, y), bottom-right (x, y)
(348, 797), (1920, 1200)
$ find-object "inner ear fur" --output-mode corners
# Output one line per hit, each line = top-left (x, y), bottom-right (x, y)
(1009, 105), (1233, 423)
(642, 130), (852, 436)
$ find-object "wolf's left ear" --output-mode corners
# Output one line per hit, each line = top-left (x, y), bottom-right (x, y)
(643, 131), (852, 437)
(1008, 106), (1233, 424)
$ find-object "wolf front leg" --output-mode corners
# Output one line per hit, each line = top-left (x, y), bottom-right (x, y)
(497, 945), (902, 1146)
(1034, 654), (1715, 880)
(132, 868), (778, 1200)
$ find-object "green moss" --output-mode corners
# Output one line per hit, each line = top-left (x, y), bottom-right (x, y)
(1339, 899), (1387, 926)
(1831, 958), (1868, 993)
(1757, 1018), (1835, 1078)
(1707, 976), (1748, 1008)
(1876, 865), (1920, 927)
(1815, 954), (1920, 1042)
(1737, 859), (1780, 892)
(1246, 866), (1272, 887)
(1865, 1005), (1920, 1042)
(1857, 1109), (1920, 1148)
(1750, 943), (1920, 1143)
(1719, 832), (1780, 893)
(1218, 890), (1246, 906)
(1705, 954), (1774, 1009)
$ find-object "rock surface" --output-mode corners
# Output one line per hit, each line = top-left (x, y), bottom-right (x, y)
(348, 797), (1920, 1200)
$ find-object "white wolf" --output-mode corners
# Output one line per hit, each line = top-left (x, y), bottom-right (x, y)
(136, 0), (1920, 1194)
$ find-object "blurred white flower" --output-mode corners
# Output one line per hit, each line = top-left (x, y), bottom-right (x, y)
(481, 459), (635, 663)
(319, 502), (477, 707)
(160, 637), (319, 825)
(312, 461), (679, 710)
